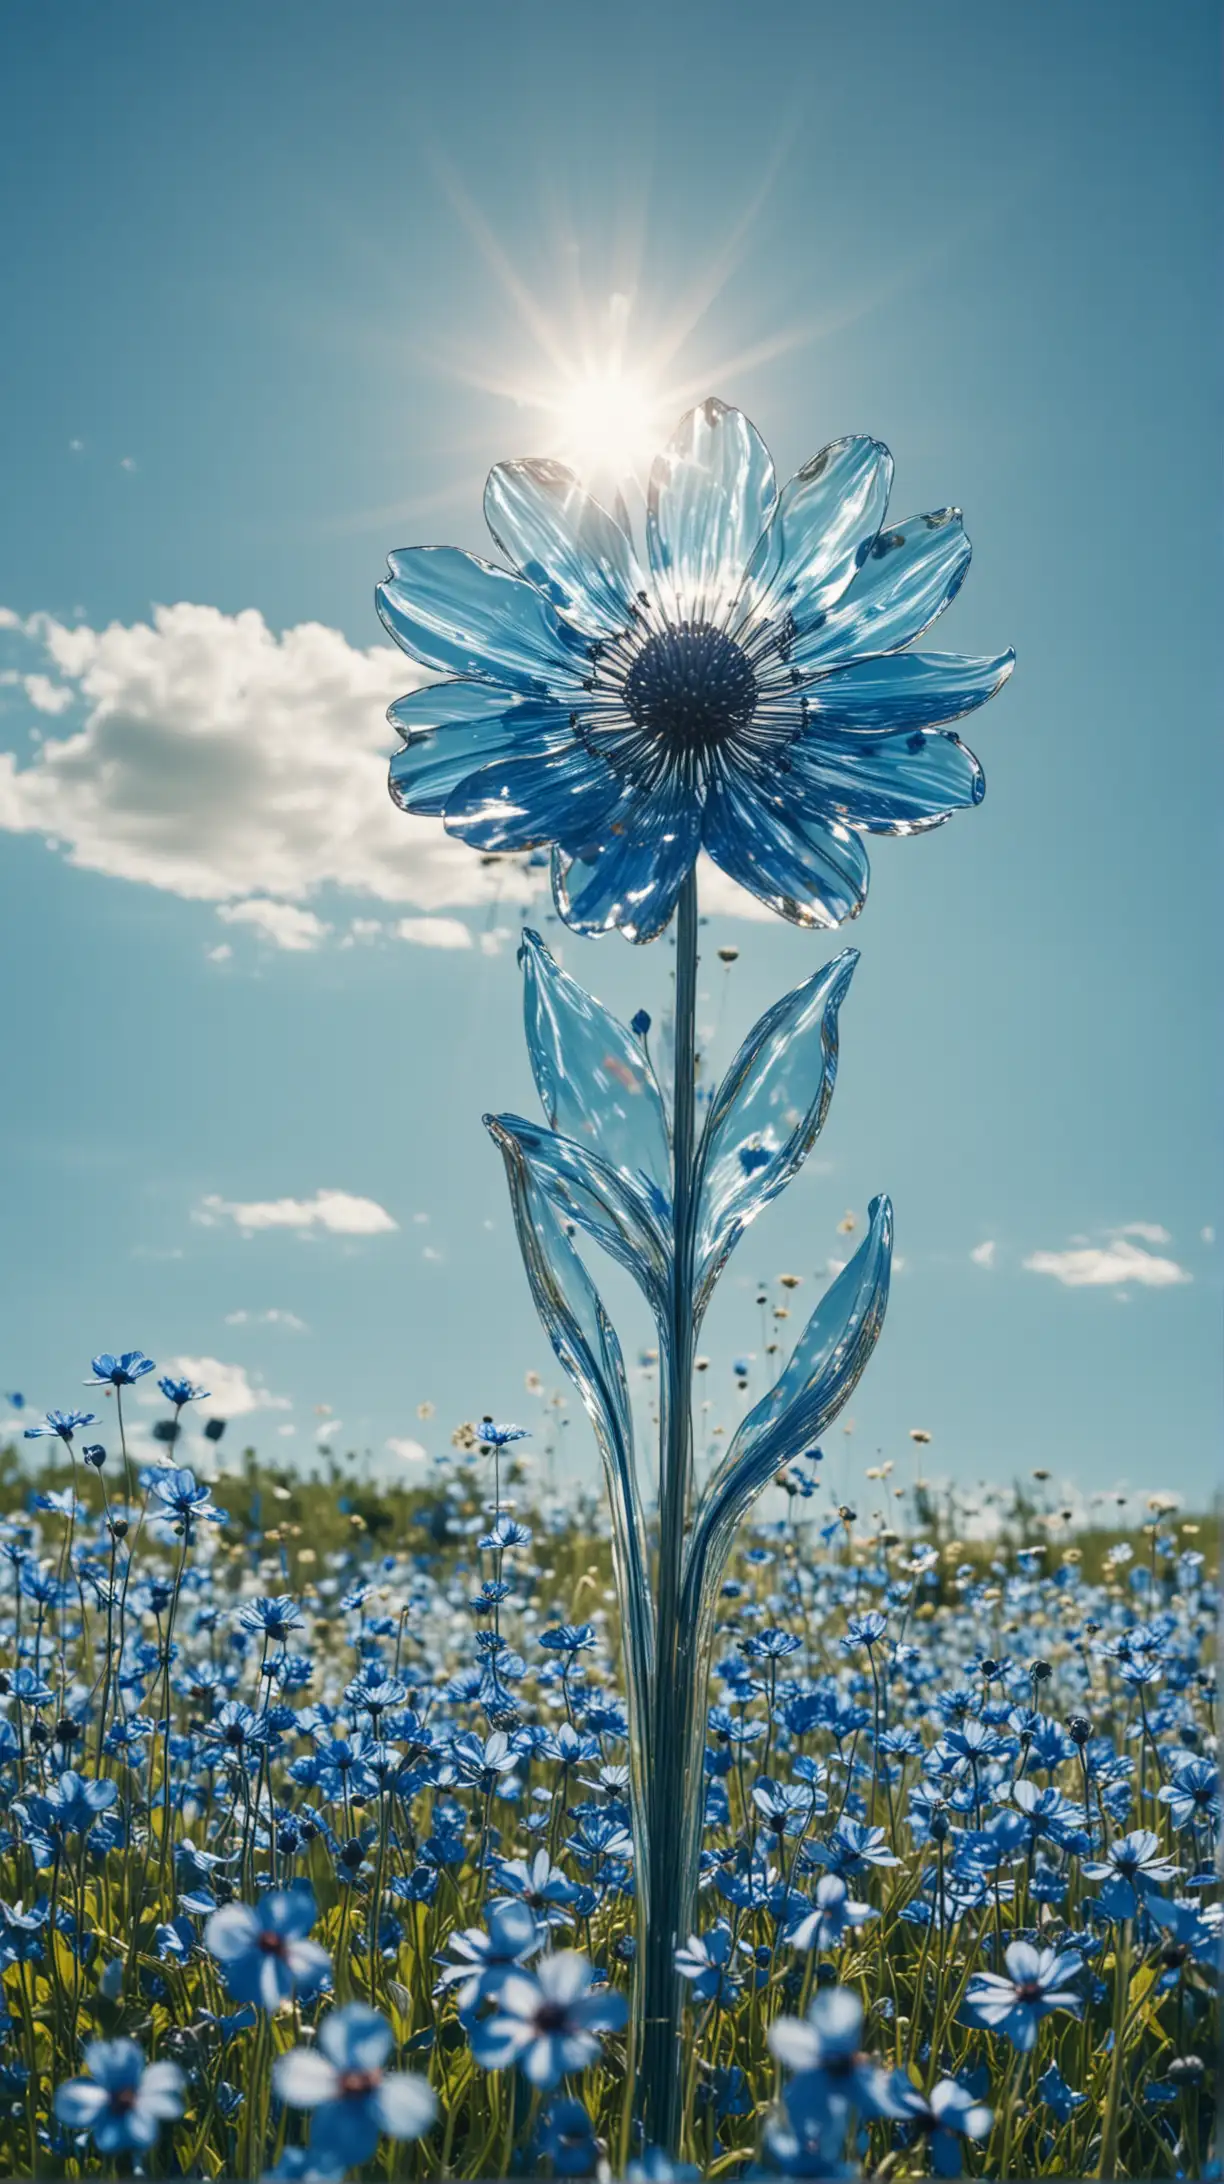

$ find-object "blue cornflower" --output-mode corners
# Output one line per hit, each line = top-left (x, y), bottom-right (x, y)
(537, 2098), (601, 2178)
(149, 1467), (227, 1533)
(1158, 1756), (1220, 1831)
(205, 1886), (330, 2009)
(88, 1351), (155, 1388)
(892, 2076), (993, 2177)
(54, 2040), (184, 2153)
(477, 1419), (531, 1448)
(1035, 2061), (1086, 2124)
(157, 1375), (210, 1405)
(24, 1408), (97, 1443)
(435, 1900), (544, 2013)
(768, 1987), (907, 2129)
(674, 1923), (742, 2004)
(539, 1622), (598, 1657)
(239, 1595), (306, 1642)
(752, 1778), (826, 1839)
(22, 1770), (117, 1841)
(273, 2005), (435, 2164)
(1081, 1828), (1181, 1918)
(810, 1818), (900, 1877)
(380, 401), (1012, 939)
(786, 1874), (877, 1954)
(478, 1514), (534, 1551)
(960, 1940), (1083, 2050)
(492, 1847), (581, 1927)
(841, 1610), (888, 1651)
(470, 1951), (627, 2087)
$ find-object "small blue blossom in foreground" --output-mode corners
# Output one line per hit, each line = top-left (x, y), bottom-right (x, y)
(54, 2040), (184, 2153)
(960, 1940), (1083, 2050)
(205, 1886), (330, 2009)
(273, 2006), (435, 2165)
(471, 1950), (627, 2088)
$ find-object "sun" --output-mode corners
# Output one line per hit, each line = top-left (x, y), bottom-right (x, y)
(544, 363), (669, 487)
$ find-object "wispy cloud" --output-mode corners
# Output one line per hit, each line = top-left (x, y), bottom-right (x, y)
(217, 899), (329, 952)
(1024, 1237), (1191, 1290)
(387, 1436), (427, 1463)
(152, 1355), (290, 1417)
(970, 1240), (996, 1268)
(224, 1309), (308, 1332)
(196, 1189), (397, 1237)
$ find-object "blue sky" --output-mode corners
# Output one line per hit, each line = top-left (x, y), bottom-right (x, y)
(0, 1), (1218, 1512)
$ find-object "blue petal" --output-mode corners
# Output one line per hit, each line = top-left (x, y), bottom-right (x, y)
(731, 437), (893, 645)
(519, 930), (670, 1193)
(484, 461), (645, 638)
(703, 768), (870, 928)
(802, 648), (1014, 731)
(388, 688), (577, 816)
(377, 547), (590, 695)
(443, 744), (622, 854)
(796, 507), (972, 666)
(551, 773), (704, 943)
(786, 724), (986, 835)
(647, 400), (778, 623)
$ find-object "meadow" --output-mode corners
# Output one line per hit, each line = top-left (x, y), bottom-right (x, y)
(0, 1359), (1215, 2180)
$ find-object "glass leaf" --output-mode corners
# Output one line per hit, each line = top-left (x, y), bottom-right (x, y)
(693, 949), (859, 1315)
(377, 546), (590, 696)
(485, 1112), (670, 1325)
(486, 1118), (654, 1764)
(520, 929), (670, 1196)
(684, 1197), (892, 1608)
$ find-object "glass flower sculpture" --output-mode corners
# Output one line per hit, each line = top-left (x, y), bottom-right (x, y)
(379, 399), (1013, 2146)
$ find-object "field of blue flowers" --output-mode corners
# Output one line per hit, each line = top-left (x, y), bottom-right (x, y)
(0, 1354), (1216, 2181)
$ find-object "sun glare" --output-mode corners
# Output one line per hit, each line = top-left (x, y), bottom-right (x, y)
(547, 365), (667, 485)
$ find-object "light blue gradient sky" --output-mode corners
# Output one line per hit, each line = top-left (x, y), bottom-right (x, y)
(0, 1), (1218, 1508)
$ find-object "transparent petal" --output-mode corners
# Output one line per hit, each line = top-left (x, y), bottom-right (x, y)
(786, 724), (986, 835)
(442, 743), (621, 854)
(484, 460), (645, 639)
(484, 1112), (670, 1322)
(703, 767), (870, 928)
(797, 507), (972, 668)
(485, 1115), (653, 1800)
(731, 437), (893, 645)
(552, 773), (704, 943)
(389, 691), (577, 816)
(684, 1198), (892, 1605)
(801, 648), (1015, 731)
(646, 399), (778, 624)
(377, 547), (590, 695)
(520, 928), (670, 1194)
(694, 950), (858, 1316)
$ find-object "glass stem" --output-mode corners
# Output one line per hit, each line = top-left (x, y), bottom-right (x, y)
(640, 866), (699, 2153)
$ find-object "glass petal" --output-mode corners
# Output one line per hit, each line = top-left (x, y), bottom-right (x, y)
(731, 437), (893, 645)
(646, 400), (778, 625)
(485, 1116), (653, 1779)
(785, 724), (985, 835)
(797, 507), (972, 668)
(552, 773), (704, 943)
(377, 546), (590, 695)
(442, 743), (621, 854)
(483, 1112), (670, 1323)
(703, 768), (870, 928)
(683, 1197), (891, 1609)
(484, 460), (645, 639)
(389, 690), (577, 817)
(802, 648), (1015, 731)
(694, 950), (859, 1317)
(520, 929), (670, 1194)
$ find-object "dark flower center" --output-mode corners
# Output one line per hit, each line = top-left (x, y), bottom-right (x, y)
(533, 2001), (572, 2034)
(1015, 1980), (1044, 2002)
(258, 1931), (288, 1956)
(623, 623), (756, 754)
(110, 2086), (139, 2113)
(339, 2070), (381, 2098)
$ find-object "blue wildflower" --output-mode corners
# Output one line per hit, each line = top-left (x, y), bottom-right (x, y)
(273, 2005), (435, 2164)
(960, 1940), (1083, 2050)
(54, 2039), (184, 2153)
(470, 1951), (627, 2087)
(88, 1352), (155, 1388)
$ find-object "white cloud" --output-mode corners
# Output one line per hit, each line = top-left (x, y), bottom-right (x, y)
(394, 915), (473, 950)
(217, 898), (329, 952)
(1112, 1222), (1171, 1245)
(23, 675), (74, 716)
(206, 942), (232, 963)
(197, 1188), (397, 1237)
(387, 1436), (427, 1463)
(157, 1355), (290, 1417)
(0, 602), (535, 918)
(1202, 1226), (1216, 1245)
(970, 1240), (996, 1268)
(1024, 1238), (1191, 1290)
(696, 852), (777, 921)
(224, 1308), (308, 1332)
